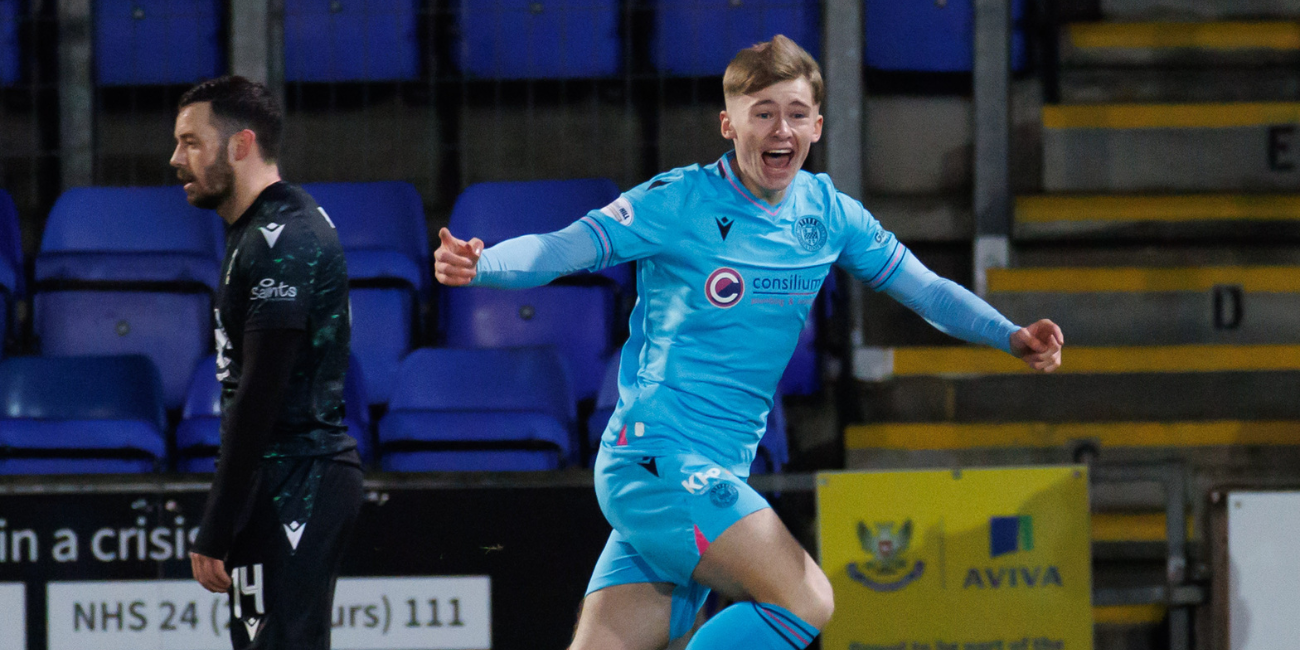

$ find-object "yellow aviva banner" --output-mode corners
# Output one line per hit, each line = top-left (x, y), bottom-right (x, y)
(817, 466), (1092, 650)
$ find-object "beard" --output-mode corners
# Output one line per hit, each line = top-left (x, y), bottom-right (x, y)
(179, 144), (235, 210)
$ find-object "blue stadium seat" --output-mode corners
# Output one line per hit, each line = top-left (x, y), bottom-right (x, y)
(444, 286), (615, 402)
(0, 0), (19, 86)
(0, 190), (22, 350)
(379, 347), (576, 471)
(652, 0), (820, 77)
(866, 0), (1027, 72)
(0, 355), (167, 474)
(303, 181), (429, 405)
(456, 0), (621, 79)
(284, 0), (419, 82)
(94, 0), (222, 86)
(449, 179), (629, 291)
(34, 186), (225, 409)
(446, 179), (624, 401)
(177, 354), (372, 472)
(749, 392), (789, 475)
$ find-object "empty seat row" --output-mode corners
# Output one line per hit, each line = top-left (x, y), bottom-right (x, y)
(0, 351), (790, 475)
(26, 182), (428, 409)
(0, 0), (1026, 86)
(6, 178), (824, 414)
(0, 355), (166, 475)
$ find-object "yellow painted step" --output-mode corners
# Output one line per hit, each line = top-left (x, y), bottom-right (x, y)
(1043, 102), (1300, 129)
(1092, 512), (1193, 544)
(1070, 21), (1300, 50)
(1017, 194), (1300, 224)
(1094, 604), (1168, 625)
(845, 421), (1300, 451)
(886, 345), (1300, 377)
(987, 267), (1300, 293)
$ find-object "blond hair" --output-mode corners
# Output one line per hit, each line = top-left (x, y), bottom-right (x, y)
(723, 35), (824, 106)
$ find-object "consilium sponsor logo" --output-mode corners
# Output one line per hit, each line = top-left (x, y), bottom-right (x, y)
(705, 267), (744, 308)
(750, 274), (823, 293)
(250, 278), (298, 301)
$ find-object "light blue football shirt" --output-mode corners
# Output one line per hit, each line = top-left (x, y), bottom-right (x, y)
(575, 153), (910, 472)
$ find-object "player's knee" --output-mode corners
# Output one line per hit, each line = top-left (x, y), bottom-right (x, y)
(800, 566), (835, 630)
(768, 565), (834, 631)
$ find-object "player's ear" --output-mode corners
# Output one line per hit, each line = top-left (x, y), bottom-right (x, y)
(720, 110), (735, 140)
(811, 114), (824, 143)
(230, 129), (256, 162)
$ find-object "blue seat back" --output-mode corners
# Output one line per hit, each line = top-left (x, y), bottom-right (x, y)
(451, 179), (618, 244)
(285, 0), (419, 82)
(0, 0), (18, 86)
(94, 0), (222, 85)
(449, 179), (629, 290)
(41, 186), (224, 261)
(389, 347), (575, 426)
(35, 186), (225, 408)
(444, 286), (614, 401)
(866, 0), (1027, 72)
(180, 355), (221, 423)
(0, 356), (167, 469)
(0, 355), (164, 427)
(348, 288), (414, 405)
(34, 292), (210, 409)
(456, 0), (622, 79)
(652, 0), (820, 77)
(304, 181), (429, 405)
(301, 181), (429, 289)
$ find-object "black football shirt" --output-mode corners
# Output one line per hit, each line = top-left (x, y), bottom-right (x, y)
(215, 182), (355, 458)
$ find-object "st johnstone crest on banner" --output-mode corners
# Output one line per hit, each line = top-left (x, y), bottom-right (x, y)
(847, 520), (925, 592)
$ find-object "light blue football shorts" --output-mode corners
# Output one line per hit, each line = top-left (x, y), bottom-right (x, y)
(585, 450), (771, 640)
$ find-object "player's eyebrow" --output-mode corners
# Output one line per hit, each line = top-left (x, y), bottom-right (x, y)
(751, 98), (813, 111)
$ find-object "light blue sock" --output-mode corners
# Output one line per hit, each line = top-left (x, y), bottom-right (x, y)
(684, 602), (818, 650)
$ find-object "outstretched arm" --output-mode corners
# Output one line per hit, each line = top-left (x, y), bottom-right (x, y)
(434, 221), (602, 289)
(883, 253), (1063, 372)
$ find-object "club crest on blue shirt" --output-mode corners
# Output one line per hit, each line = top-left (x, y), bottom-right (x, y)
(709, 481), (739, 508)
(793, 217), (828, 252)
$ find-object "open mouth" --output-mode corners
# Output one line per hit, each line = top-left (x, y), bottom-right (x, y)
(762, 149), (794, 169)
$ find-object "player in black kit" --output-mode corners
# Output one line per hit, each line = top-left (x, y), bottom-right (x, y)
(170, 75), (363, 649)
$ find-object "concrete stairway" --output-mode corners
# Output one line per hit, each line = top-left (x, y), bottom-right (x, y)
(851, 6), (1300, 646)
